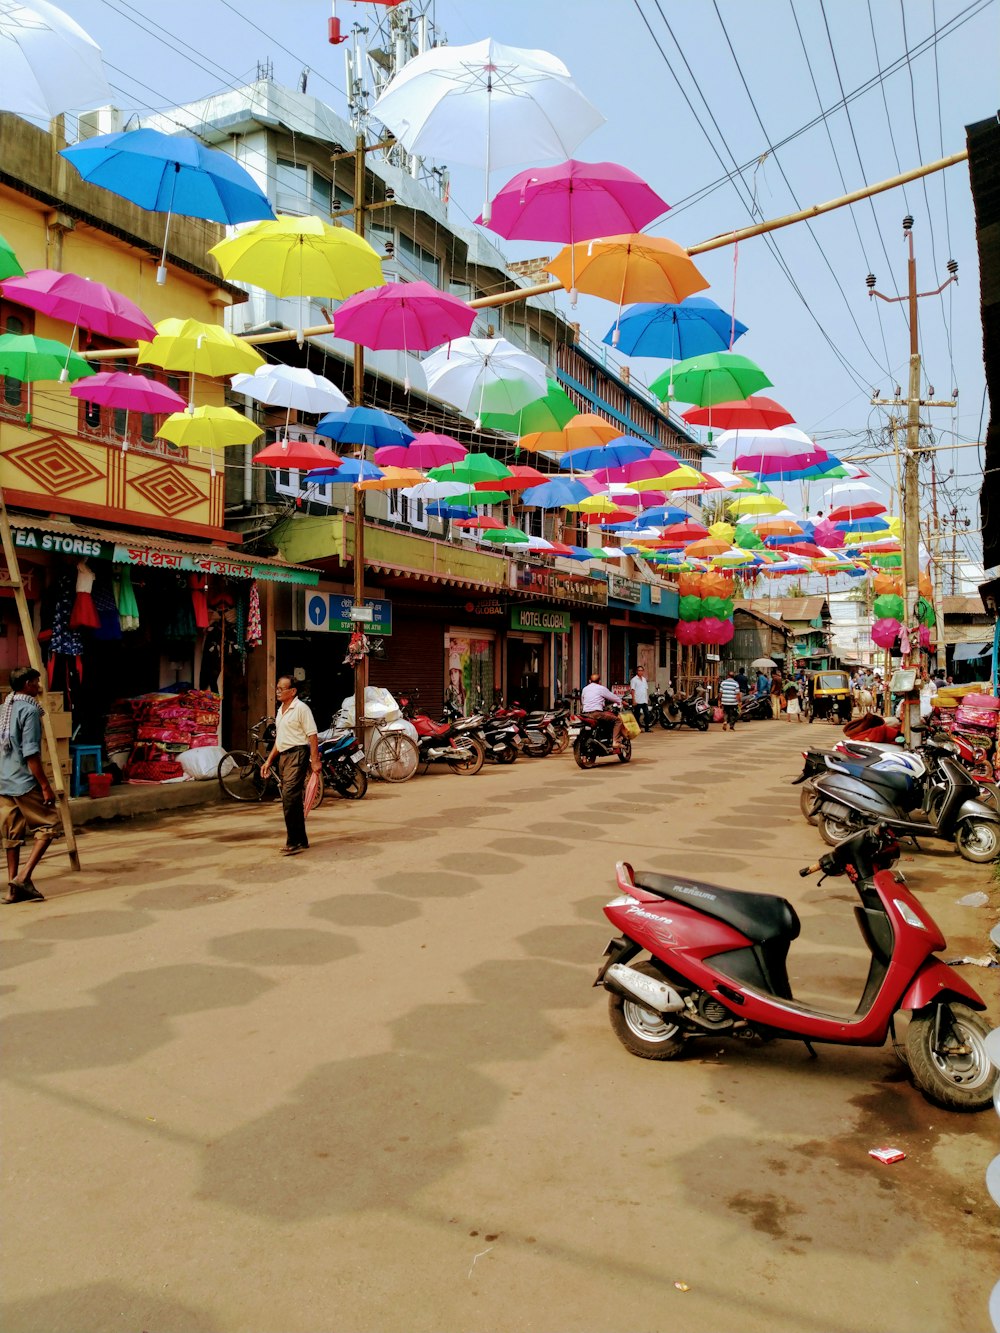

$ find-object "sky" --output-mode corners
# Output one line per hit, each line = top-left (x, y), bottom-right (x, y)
(28, 1), (1000, 575)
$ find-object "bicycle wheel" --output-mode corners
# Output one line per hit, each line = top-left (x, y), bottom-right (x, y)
(218, 750), (270, 802)
(369, 731), (419, 782)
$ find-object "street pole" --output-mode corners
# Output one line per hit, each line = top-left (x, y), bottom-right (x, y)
(352, 132), (368, 742)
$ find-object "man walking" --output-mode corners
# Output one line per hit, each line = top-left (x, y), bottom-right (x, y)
(629, 665), (650, 731)
(260, 675), (322, 856)
(719, 669), (741, 731)
(0, 666), (57, 903)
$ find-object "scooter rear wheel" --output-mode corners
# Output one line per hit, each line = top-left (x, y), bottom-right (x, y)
(954, 818), (1000, 863)
(905, 1003), (997, 1111)
(799, 781), (820, 825)
(819, 809), (865, 846)
(617, 737), (632, 763)
(608, 961), (685, 1060)
(573, 740), (596, 769)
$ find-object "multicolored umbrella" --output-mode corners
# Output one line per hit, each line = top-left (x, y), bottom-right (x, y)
(518, 413), (620, 454)
(479, 381), (578, 435)
(333, 278), (474, 352)
(604, 297), (747, 359)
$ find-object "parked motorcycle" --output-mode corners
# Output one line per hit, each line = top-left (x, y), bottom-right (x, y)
(443, 698), (520, 764)
(739, 693), (773, 723)
(594, 824), (997, 1110)
(398, 695), (485, 775)
(812, 743), (1000, 862)
(793, 742), (929, 825)
(574, 704), (631, 768)
(662, 688), (710, 732)
(491, 700), (554, 758)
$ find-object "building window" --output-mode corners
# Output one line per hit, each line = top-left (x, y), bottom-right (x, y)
(0, 302), (32, 414)
(396, 232), (440, 285)
(276, 158), (342, 221)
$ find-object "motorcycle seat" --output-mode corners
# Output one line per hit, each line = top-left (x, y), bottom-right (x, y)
(633, 872), (801, 946)
(413, 717), (451, 737)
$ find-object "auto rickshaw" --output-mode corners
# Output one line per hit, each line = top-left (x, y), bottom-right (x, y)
(806, 669), (853, 723)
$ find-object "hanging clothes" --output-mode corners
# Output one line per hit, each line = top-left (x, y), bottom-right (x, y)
(114, 566), (140, 631)
(246, 581), (262, 648)
(189, 574), (209, 630)
(162, 575), (198, 647)
(92, 577), (122, 641)
(70, 558), (101, 630)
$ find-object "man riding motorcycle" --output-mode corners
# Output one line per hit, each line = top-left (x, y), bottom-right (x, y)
(580, 672), (625, 751)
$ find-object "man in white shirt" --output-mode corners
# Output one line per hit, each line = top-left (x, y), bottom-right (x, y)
(580, 672), (625, 749)
(261, 675), (322, 856)
(629, 665), (650, 730)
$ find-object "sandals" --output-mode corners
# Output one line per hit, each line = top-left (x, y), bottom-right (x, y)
(2, 880), (45, 904)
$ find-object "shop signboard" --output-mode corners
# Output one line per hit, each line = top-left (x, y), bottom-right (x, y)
(511, 561), (607, 606)
(510, 606), (571, 633)
(13, 527), (113, 560)
(608, 573), (642, 603)
(307, 594), (392, 635)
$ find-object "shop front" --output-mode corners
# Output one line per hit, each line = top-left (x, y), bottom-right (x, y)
(606, 574), (679, 693)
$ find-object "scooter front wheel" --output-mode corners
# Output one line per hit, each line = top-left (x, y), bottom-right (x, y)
(608, 961), (685, 1060)
(905, 1003), (997, 1111)
(573, 740), (596, 770)
(954, 818), (1000, 863)
(799, 781), (820, 825)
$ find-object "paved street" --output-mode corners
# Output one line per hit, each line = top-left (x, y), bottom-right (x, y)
(2, 720), (997, 1333)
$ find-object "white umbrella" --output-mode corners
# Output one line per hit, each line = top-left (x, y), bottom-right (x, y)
(714, 426), (815, 457)
(0, 0), (111, 120)
(230, 364), (349, 415)
(372, 38), (604, 224)
(821, 480), (883, 508)
(401, 480), (469, 501)
(423, 336), (548, 426)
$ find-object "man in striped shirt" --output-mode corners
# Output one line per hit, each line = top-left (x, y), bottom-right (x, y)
(719, 670), (742, 731)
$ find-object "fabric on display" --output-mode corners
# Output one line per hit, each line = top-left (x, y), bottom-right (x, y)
(189, 574), (209, 630)
(114, 566), (140, 631)
(246, 581), (262, 648)
(92, 578), (122, 640)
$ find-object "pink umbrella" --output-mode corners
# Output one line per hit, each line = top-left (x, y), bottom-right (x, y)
(2, 269), (156, 377)
(593, 456), (682, 484)
(373, 431), (467, 468)
(334, 280), (475, 355)
(70, 370), (187, 453)
(479, 160), (668, 303)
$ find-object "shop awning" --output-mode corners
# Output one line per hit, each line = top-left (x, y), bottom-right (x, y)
(952, 641), (993, 661)
(7, 512), (318, 586)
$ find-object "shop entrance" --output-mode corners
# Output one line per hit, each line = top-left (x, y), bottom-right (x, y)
(276, 633), (353, 728)
(506, 634), (544, 709)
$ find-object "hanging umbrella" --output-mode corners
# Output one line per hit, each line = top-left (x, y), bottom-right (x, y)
(157, 404), (262, 449)
(685, 538), (739, 559)
(753, 518), (804, 537)
(651, 352), (771, 407)
(591, 454), (680, 484)
(314, 405), (414, 450)
(738, 451), (832, 482)
(452, 515), (506, 531)
(682, 396), (794, 431)
(69, 371), (185, 415)
(546, 234), (708, 342)
(62, 129), (274, 285)
(521, 478), (594, 508)
(616, 505), (690, 527)
(834, 515), (890, 534)
(559, 436), (654, 472)
(138, 318), (263, 410)
(373, 432), (466, 469)
(481, 159), (668, 302)
(822, 481), (884, 509)
(428, 452), (513, 486)
(827, 501), (886, 521)
(306, 458), (383, 486)
(567, 493), (630, 515)
(2, 268), (156, 346)
(714, 426), (814, 458)
(0, 331), (93, 382)
(423, 336), (548, 424)
(627, 464), (710, 493)
(479, 381), (578, 435)
(252, 439), (343, 469)
(358, 466), (428, 491)
(0, 233), (24, 280)
(475, 464), (548, 491)
(211, 214), (382, 297)
(442, 488), (508, 507)
(480, 527), (531, 545)
(1, 0), (111, 120)
(372, 38), (604, 226)
(518, 412), (620, 455)
(728, 494), (788, 517)
(605, 297), (748, 361)
(334, 278), (474, 353)
(230, 364), (349, 416)
(401, 480), (469, 502)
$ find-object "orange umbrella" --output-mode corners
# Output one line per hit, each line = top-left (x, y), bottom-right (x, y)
(753, 518), (804, 537)
(519, 413), (620, 454)
(357, 465), (426, 490)
(684, 538), (733, 558)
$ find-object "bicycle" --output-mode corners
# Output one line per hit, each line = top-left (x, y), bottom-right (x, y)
(363, 714), (419, 782)
(218, 717), (325, 807)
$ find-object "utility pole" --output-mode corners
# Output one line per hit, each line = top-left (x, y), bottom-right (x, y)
(868, 217), (957, 743)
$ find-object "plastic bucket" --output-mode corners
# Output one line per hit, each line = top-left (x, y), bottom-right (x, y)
(87, 773), (113, 799)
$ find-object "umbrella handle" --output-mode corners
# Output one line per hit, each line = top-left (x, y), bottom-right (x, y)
(481, 78), (493, 227)
(157, 164), (180, 285)
(59, 325), (78, 383)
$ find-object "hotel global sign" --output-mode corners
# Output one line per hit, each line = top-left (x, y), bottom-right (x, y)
(510, 606), (571, 633)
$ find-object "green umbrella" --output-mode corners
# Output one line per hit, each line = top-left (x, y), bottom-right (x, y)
(428, 451), (513, 485)
(651, 352), (771, 408)
(0, 233), (24, 281)
(733, 525), (765, 549)
(0, 333), (94, 383)
(480, 527), (530, 544)
(480, 381), (578, 435)
(442, 488), (508, 506)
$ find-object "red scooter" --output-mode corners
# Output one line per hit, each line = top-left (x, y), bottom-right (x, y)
(594, 825), (997, 1111)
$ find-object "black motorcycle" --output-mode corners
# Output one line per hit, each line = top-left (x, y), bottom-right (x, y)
(574, 705), (631, 768)
(739, 693), (772, 723)
(660, 688), (710, 732)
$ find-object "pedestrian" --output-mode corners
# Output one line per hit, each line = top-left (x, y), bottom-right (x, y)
(0, 666), (58, 904)
(260, 675), (322, 856)
(784, 680), (803, 723)
(756, 669), (770, 698)
(628, 665), (650, 731)
(769, 669), (784, 720)
(918, 669), (938, 721)
(735, 667), (750, 696)
(719, 669), (741, 731)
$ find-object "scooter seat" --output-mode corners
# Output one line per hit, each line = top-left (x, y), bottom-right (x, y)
(633, 872), (801, 946)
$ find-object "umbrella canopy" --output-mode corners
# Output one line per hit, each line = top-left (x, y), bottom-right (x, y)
(480, 159), (667, 241)
(452, 515), (506, 531)
(373, 432), (466, 469)
(834, 515), (890, 534)
(651, 352), (771, 407)
(568, 493), (630, 514)
(428, 452), (513, 485)
(157, 404), (262, 449)
(138, 318), (264, 378)
(1, 0), (111, 121)
(402, 480), (469, 502)
(750, 657), (779, 670)
(210, 214), (384, 299)
(822, 481), (884, 509)
(479, 380), (578, 435)
(314, 406), (414, 450)
(372, 38), (605, 224)
(560, 437), (654, 472)
(618, 505), (690, 526)
(728, 493), (788, 517)
(714, 426), (814, 458)
(306, 458), (382, 486)
(627, 464), (709, 493)
(0, 332), (92, 382)
(252, 439), (342, 469)
(753, 518), (804, 537)
(480, 526), (531, 545)
(359, 466), (430, 491)
(0, 233), (24, 280)
(423, 336), (548, 421)
(230, 364), (348, 414)
(521, 477), (594, 508)
(546, 233), (706, 306)
(592, 454), (680, 484)
(475, 464), (548, 491)
(682, 396), (794, 430)
(605, 297), (748, 360)
(69, 371), (185, 413)
(2, 268), (156, 342)
(685, 538), (737, 559)
(333, 278), (473, 352)
(518, 412), (620, 455)
(827, 501), (886, 521)
(739, 451), (832, 481)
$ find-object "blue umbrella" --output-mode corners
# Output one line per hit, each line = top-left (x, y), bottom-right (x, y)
(603, 297), (748, 359)
(61, 128), (274, 284)
(611, 504), (691, 527)
(427, 503), (475, 519)
(559, 437), (654, 471)
(835, 515), (887, 534)
(521, 478), (594, 508)
(315, 406), (415, 449)
(307, 458), (384, 485)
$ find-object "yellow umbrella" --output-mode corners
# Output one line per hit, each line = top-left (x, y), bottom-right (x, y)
(209, 214), (384, 299)
(728, 493), (785, 516)
(708, 521), (735, 541)
(567, 494), (621, 514)
(519, 413), (620, 455)
(627, 464), (708, 492)
(357, 466), (427, 490)
(158, 405), (262, 448)
(138, 318), (263, 410)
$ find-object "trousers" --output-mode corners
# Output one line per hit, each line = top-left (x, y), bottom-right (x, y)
(278, 745), (310, 849)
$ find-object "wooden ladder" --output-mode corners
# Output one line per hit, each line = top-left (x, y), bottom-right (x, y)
(0, 493), (81, 871)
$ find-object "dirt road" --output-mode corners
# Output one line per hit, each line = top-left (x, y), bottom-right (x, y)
(2, 720), (997, 1333)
